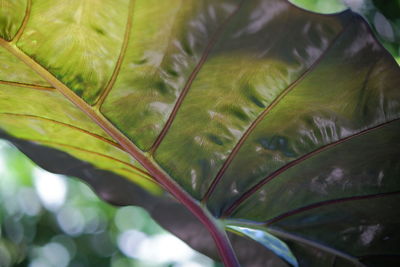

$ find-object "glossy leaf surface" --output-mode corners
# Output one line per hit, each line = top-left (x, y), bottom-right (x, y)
(227, 226), (298, 267)
(0, 0), (399, 266)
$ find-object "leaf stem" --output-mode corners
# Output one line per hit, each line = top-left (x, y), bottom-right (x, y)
(0, 38), (240, 267)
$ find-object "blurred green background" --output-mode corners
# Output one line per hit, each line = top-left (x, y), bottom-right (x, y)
(0, 1), (398, 266)
(0, 140), (220, 267)
(290, 0), (400, 64)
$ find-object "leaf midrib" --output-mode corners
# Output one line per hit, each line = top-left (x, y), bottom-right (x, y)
(0, 32), (231, 262)
(0, 38), (165, 182)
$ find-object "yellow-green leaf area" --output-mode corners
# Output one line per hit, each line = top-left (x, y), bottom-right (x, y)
(0, 83), (158, 192)
(101, 0), (242, 150)
(0, 0), (26, 41)
(0, 84), (107, 138)
(0, 46), (50, 85)
(16, 0), (129, 104)
(207, 20), (400, 215)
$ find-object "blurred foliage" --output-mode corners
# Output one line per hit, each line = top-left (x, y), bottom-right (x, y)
(345, 0), (400, 64)
(289, 0), (347, 13)
(290, 0), (400, 64)
(0, 140), (219, 267)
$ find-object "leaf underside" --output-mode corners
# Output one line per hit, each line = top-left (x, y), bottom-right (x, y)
(0, 0), (399, 266)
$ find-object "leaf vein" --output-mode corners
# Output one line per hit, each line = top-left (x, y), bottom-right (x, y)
(93, 0), (135, 108)
(12, 0), (32, 43)
(222, 117), (400, 217)
(0, 39), (233, 259)
(202, 16), (353, 203)
(148, 0), (246, 154)
(265, 190), (400, 225)
(0, 112), (121, 149)
(0, 80), (54, 90)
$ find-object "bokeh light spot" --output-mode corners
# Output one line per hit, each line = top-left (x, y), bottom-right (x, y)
(34, 168), (67, 211)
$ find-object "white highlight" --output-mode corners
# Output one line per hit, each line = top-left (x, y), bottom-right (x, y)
(118, 231), (213, 266)
(34, 168), (67, 211)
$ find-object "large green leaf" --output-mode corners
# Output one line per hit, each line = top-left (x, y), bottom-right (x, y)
(0, 0), (399, 266)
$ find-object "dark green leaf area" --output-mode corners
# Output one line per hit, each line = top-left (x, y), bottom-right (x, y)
(155, 0), (349, 199)
(359, 254), (400, 267)
(283, 240), (358, 267)
(269, 194), (400, 258)
(206, 17), (400, 216)
(257, 136), (297, 158)
(232, 119), (400, 221)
